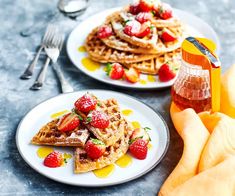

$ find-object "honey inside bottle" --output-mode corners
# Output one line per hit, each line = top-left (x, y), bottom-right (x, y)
(172, 37), (220, 113)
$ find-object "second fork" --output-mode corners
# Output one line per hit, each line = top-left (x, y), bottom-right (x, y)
(30, 25), (59, 90)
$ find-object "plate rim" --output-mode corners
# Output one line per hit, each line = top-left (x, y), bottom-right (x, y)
(66, 7), (221, 90)
(15, 89), (170, 187)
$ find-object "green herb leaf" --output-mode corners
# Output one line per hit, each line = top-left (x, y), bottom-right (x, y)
(150, 26), (155, 30)
(91, 138), (105, 145)
(86, 117), (92, 123)
(144, 127), (151, 131)
(151, 10), (156, 16)
(97, 102), (102, 107)
(124, 19), (130, 24)
(64, 158), (67, 164)
(77, 115), (83, 121)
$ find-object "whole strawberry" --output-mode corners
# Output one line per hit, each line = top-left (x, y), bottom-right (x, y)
(129, 139), (148, 160)
(129, 3), (141, 15)
(97, 25), (113, 39)
(106, 63), (124, 80)
(44, 151), (63, 168)
(85, 139), (106, 159)
(58, 113), (80, 132)
(88, 110), (109, 129)
(154, 3), (173, 20)
(158, 63), (176, 82)
(74, 93), (97, 113)
(139, 0), (153, 12)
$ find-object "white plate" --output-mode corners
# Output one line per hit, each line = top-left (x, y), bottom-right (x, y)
(16, 90), (170, 187)
(66, 7), (220, 90)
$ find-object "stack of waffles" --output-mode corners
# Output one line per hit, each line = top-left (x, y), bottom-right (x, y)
(85, 1), (185, 75)
(31, 94), (134, 173)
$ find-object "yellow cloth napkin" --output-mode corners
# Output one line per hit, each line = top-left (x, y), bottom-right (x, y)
(221, 64), (235, 118)
(159, 64), (235, 196)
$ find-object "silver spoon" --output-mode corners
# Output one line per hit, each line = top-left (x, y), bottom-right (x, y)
(58, 0), (89, 18)
(20, 0), (88, 37)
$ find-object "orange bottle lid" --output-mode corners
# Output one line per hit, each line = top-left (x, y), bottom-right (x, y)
(182, 37), (217, 69)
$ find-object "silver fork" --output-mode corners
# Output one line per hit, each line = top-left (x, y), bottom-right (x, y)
(20, 25), (55, 79)
(30, 25), (59, 90)
(51, 35), (74, 93)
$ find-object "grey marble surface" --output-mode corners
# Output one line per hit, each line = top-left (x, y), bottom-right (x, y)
(0, 0), (235, 195)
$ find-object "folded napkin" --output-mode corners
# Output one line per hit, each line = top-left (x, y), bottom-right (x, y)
(159, 64), (235, 196)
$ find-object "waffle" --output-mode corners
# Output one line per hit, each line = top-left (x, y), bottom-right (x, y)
(85, 27), (157, 63)
(111, 11), (158, 49)
(74, 119), (133, 173)
(123, 48), (181, 75)
(102, 25), (184, 54)
(77, 98), (128, 147)
(151, 17), (182, 28)
(31, 119), (90, 147)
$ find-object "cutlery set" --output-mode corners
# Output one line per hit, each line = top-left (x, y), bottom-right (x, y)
(20, 24), (73, 93)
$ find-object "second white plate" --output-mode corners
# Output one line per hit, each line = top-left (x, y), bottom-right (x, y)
(67, 7), (220, 90)
(16, 90), (170, 187)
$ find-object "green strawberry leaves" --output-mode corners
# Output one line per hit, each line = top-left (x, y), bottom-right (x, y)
(129, 136), (143, 145)
(106, 63), (112, 76)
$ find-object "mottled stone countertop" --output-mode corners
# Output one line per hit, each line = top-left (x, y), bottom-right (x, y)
(0, 0), (235, 195)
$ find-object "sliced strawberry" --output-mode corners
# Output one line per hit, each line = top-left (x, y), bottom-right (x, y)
(106, 63), (124, 80)
(58, 113), (80, 132)
(160, 28), (176, 42)
(139, 0), (153, 12)
(43, 151), (63, 168)
(155, 3), (173, 20)
(88, 110), (109, 129)
(135, 12), (152, 23)
(85, 138), (106, 159)
(129, 3), (141, 15)
(124, 67), (140, 83)
(123, 20), (141, 36)
(74, 93), (97, 113)
(158, 63), (176, 82)
(129, 139), (148, 160)
(97, 25), (113, 39)
(135, 22), (151, 38)
(130, 127), (151, 143)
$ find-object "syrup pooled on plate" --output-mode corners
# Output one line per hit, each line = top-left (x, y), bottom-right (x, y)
(132, 121), (141, 129)
(50, 110), (69, 119)
(93, 164), (115, 178)
(148, 143), (153, 150)
(121, 109), (133, 116)
(147, 75), (156, 82)
(115, 154), (133, 168)
(37, 147), (54, 158)
(78, 45), (86, 52)
(81, 57), (100, 71)
(139, 79), (147, 85)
